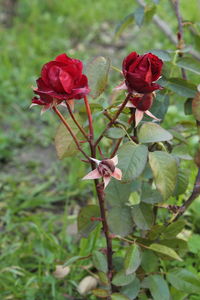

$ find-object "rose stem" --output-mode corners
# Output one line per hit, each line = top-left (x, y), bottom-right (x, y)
(171, 0), (187, 79)
(66, 101), (89, 142)
(89, 142), (114, 296)
(94, 93), (131, 148)
(110, 138), (123, 158)
(84, 96), (94, 141)
(167, 1), (200, 223)
(52, 106), (90, 160)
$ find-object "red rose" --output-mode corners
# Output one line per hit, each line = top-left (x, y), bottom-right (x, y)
(32, 53), (90, 107)
(122, 52), (163, 94)
(129, 93), (153, 111)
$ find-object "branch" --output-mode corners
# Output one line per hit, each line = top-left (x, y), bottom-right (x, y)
(94, 93), (131, 147)
(170, 0), (187, 79)
(170, 168), (200, 222)
(136, 0), (200, 61)
(84, 96), (94, 141)
(66, 101), (89, 142)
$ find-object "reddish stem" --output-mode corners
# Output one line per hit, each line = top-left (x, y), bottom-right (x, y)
(84, 96), (94, 141)
(94, 93), (131, 147)
(66, 101), (89, 141)
(89, 144), (113, 296)
(110, 138), (123, 158)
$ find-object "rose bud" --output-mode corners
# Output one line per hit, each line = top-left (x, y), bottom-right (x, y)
(126, 93), (160, 126)
(82, 155), (122, 189)
(31, 53), (90, 113)
(122, 52), (163, 94)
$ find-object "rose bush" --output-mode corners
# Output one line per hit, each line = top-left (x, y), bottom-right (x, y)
(32, 53), (90, 110)
(122, 51), (163, 94)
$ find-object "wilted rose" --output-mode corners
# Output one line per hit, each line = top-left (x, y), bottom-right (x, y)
(122, 52), (163, 94)
(82, 156), (122, 189)
(32, 53), (90, 109)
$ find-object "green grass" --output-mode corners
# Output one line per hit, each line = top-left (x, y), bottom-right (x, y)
(0, 0), (200, 299)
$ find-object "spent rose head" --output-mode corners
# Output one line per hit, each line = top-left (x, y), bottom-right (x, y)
(122, 52), (163, 94)
(82, 156), (122, 189)
(31, 53), (90, 112)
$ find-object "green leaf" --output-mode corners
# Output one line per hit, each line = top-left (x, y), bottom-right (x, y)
(93, 251), (108, 273)
(111, 293), (130, 300)
(64, 255), (88, 267)
(134, 6), (145, 27)
(124, 244), (141, 275)
(85, 56), (110, 99)
(188, 234), (200, 254)
(105, 127), (126, 139)
(131, 203), (154, 230)
(147, 93), (169, 121)
(105, 179), (132, 207)
(169, 130), (187, 144)
(121, 277), (140, 299)
(98, 272), (109, 285)
(149, 243), (182, 261)
(167, 269), (200, 293)
(78, 205), (100, 237)
(92, 289), (109, 298)
(118, 143), (148, 182)
(115, 13), (135, 39)
(112, 270), (135, 286)
(161, 220), (185, 239)
(172, 145), (192, 160)
(150, 50), (171, 61)
(142, 275), (170, 300)
(141, 250), (159, 273)
(159, 77), (196, 98)
(159, 238), (188, 257)
(144, 5), (156, 23)
(55, 114), (81, 159)
(128, 192), (140, 206)
(176, 57), (200, 75)
(147, 224), (165, 240)
(173, 168), (189, 196)
(149, 151), (178, 200)
(141, 183), (163, 204)
(192, 92), (200, 121)
(184, 98), (193, 115)
(138, 123), (172, 143)
(108, 206), (133, 237)
(170, 287), (187, 300)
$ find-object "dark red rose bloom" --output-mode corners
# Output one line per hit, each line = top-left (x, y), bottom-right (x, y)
(129, 93), (153, 111)
(32, 53), (90, 107)
(122, 52), (163, 94)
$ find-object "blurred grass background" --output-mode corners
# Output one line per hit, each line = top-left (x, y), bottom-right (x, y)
(0, 0), (200, 299)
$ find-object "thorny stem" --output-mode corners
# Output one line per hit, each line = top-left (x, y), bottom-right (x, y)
(54, 102), (113, 295)
(169, 168), (200, 223)
(65, 101), (89, 141)
(83, 97), (114, 296)
(171, 0), (187, 79)
(110, 138), (123, 158)
(94, 93), (131, 147)
(52, 106), (90, 160)
(89, 144), (114, 297)
(84, 96), (94, 141)
(167, 0), (200, 223)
